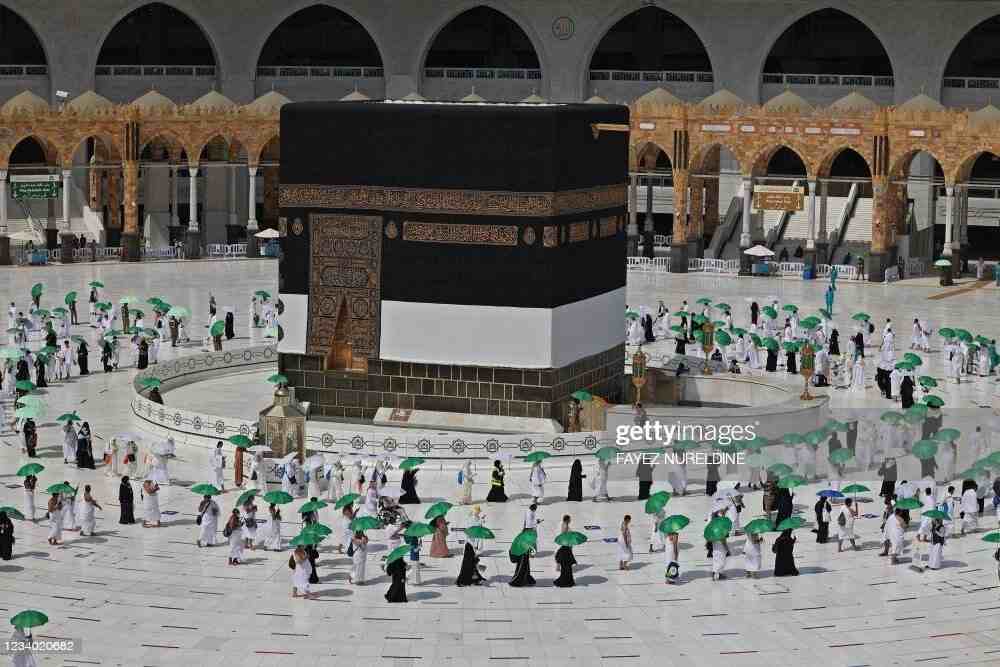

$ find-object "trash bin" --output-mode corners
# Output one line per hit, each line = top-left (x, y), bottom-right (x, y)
(802, 266), (815, 280)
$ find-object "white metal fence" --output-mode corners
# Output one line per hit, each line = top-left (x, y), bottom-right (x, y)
(628, 257), (858, 280)
(206, 243), (247, 258)
(141, 246), (180, 260)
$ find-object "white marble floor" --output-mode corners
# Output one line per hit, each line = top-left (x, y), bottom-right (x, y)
(1, 262), (1000, 666)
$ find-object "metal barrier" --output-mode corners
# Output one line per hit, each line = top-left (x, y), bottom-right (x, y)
(777, 261), (805, 276)
(905, 258), (928, 276)
(141, 246), (179, 260)
(653, 234), (671, 247)
(832, 264), (859, 281)
(701, 258), (739, 274)
(206, 243), (247, 258)
(651, 257), (670, 273)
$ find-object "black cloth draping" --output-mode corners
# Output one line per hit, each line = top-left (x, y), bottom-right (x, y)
(487, 466), (507, 502)
(773, 530), (799, 576)
(119, 480), (135, 524)
(456, 542), (485, 586)
(399, 470), (420, 504)
(567, 460), (584, 502)
(553, 545), (577, 587)
(385, 557), (408, 602)
(509, 551), (535, 587)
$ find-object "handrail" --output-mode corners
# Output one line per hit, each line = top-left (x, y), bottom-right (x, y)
(589, 70), (713, 83)
(827, 182), (859, 263)
(943, 76), (1000, 89)
(424, 67), (542, 81)
(256, 66), (384, 79)
(96, 64), (216, 77)
(766, 179), (799, 249)
(0, 64), (48, 76)
(706, 195), (742, 259)
(762, 73), (893, 87)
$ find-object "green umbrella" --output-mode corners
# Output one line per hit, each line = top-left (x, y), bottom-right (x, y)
(350, 516), (382, 532)
(46, 483), (75, 495)
(266, 373), (288, 385)
(704, 516), (733, 541)
(14, 380), (35, 392)
(778, 474), (806, 489)
(465, 526), (496, 540)
(714, 303), (731, 312)
(523, 452), (552, 464)
(731, 327), (747, 337)
(956, 329), (973, 343)
(254, 290), (272, 299)
(782, 304), (798, 313)
(750, 333), (763, 347)
(51, 307), (68, 318)
(692, 329), (706, 343)
(16, 463), (44, 477)
(88, 280), (104, 288)
(744, 518), (774, 535)
(672, 439), (700, 452)
(776, 516), (806, 531)
(767, 463), (794, 477)
(119, 296), (140, 305)
(799, 319), (819, 331)
(10, 610), (48, 630)
(302, 522), (332, 537)
(976, 334), (992, 346)
(64, 291), (78, 305)
(715, 330), (732, 346)
(851, 312), (870, 321)
(95, 302), (112, 312)
(165, 306), (190, 319)
(289, 532), (322, 546)
(902, 353), (923, 366)
(669, 325), (685, 335)
(625, 311), (640, 321)
(30, 283), (43, 298)
(922, 395), (945, 409)
(425, 502), (453, 521)
(696, 297), (713, 306)
(398, 457), (425, 471)
(804, 430), (826, 447)
(210, 321), (225, 337)
(902, 410), (924, 426)
(228, 435), (253, 448)
(510, 529), (538, 557)
(841, 484), (869, 495)
(56, 412), (81, 423)
(781, 432), (805, 446)
(895, 361), (914, 371)
(102, 329), (123, 338)
(746, 452), (774, 468)
(14, 406), (44, 420)
(741, 436), (770, 451)
(137, 377), (162, 390)
(934, 258), (952, 268)
(988, 451), (1000, 467)
(404, 522), (435, 538)
(762, 337), (780, 352)
(644, 493), (670, 515)
(825, 419), (849, 432)
(570, 389), (592, 401)
(235, 489), (259, 506)
(0, 507), (25, 520)
(982, 532), (1000, 544)
(594, 446), (621, 462)
(906, 404), (929, 418)
(895, 497), (922, 510)
(385, 544), (411, 564)
(922, 509), (948, 520)
(555, 531), (588, 547)
(912, 440), (938, 460)
(818, 308), (833, 319)
(934, 428), (960, 442)
(333, 493), (360, 509)
(0, 347), (23, 360)
(658, 514), (691, 534)
(881, 411), (903, 424)
(152, 301), (172, 313)
(70, 335), (85, 343)
(299, 500), (327, 514)
(938, 327), (956, 339)
(762, 306), (778, 319)
(190, 483), (220, 496)
(17, 396), (46, 408)
(829, 449), (854, 465)
(263, 491), (295, 505)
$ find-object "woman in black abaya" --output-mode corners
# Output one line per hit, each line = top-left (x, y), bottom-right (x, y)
(567, 459), (584, 502)
(137, 338), (149, 370)
(456, 542), (485, 586)
(553, 545), (577, 587)
(772, 529), (799, 576)
(385, 556), (408, 602)
(828, 329), (840, 356)
(224, 310), (235, 340)
(399, 469), (420, 504)
(509, 548), (535, 587)
(486, 460), (507, 503)
(900, 375), (914, 409)
(765, 347), (778, 372)
(119, 476), (135, 524)
(77, 340), (89, 375)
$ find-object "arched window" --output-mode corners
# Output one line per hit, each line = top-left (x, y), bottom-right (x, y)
(0, 6), (46, 67)
(425, 7), (539, 69)
(258, 5), (382, 69)
(97, 3), (214, 67)
(764, 9), (891, 79)
(945, 16), (1000, 80)
(766, 147), (807, 178)
(590, 7), (710, 73)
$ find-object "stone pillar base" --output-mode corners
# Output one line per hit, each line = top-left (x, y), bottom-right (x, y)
(246, 234), (259, 258)
(185, 230), (202, 259)
(627, 235), (639, 257)
(669, 244), (689, 273)
(642, 231), (655, 259)
(738, 249), (752, 276)
(59, 232), (78, 263)
(0, 236), (10, 265)
(954, 246), (966, 279)
(814, 242), (829, 266)
(803, 249), (817, 275)
(686, 238), (704, 260)
(119, 233), (141, 262)
(865, 251), (893, 283)
(45, 229), (58, 250)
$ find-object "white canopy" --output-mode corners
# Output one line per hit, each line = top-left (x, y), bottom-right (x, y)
(744, 244), (775, 257)
(254, 228), (281, 239)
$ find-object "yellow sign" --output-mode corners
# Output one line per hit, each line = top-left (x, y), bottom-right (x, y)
(753, 186), (804, 211)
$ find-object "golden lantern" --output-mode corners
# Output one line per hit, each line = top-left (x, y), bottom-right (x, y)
(258, 386), (307, 458)
(700, 320), (715, 375)
(798, 342), (816, 401)
(631, 346), (648, 406)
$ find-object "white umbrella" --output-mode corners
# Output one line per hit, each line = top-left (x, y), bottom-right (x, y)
(280, 451), (299, 465)
(248, 444), (272, 454)
(254, 228), (281, 239)
(8, 231), (40, 242)
(744, 244), (775, 257)
(305, 454), (325, 469)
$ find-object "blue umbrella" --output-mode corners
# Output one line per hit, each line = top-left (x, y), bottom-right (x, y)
(817, 489), (844, 498)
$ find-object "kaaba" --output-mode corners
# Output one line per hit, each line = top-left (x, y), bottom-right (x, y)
(277, 100), (627, 425)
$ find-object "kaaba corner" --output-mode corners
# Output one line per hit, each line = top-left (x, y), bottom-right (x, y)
(276, 100), (628, 426)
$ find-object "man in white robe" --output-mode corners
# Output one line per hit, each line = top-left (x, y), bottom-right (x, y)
(961, 485), (979, 534)
(210, 443), (226, 492)
(529, 462), (546, 504)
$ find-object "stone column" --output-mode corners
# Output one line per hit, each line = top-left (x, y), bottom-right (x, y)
(687, 176), (704, 258)
(0, 170), (9, 265)
(120, 161), (140, 261)
(227, 166), (238, 235)
(262, 166), (278, 229)
(956, 184), (967, 276)
(246, 166), (259, 257)
(642, 179), (655, 259)
(739, 177), (753, 275)
(803, 180), (817, 269)
(703, 176), (719, 238)
(186, 167), (201, 259)
(58, 168), (77, 262)
(816, 180), (829, 264)
(669, 170), (689, 272)
(143, 162), (171, 248)
(626, 174), (639, 256)
(942, 186), (953, 257)
(169, 165), (180, 246)
(867, 176), (896, 283)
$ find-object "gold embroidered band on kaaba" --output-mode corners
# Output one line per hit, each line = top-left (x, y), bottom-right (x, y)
(279, 183), (626, 217)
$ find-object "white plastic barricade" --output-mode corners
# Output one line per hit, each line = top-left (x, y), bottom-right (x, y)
(815, 264), (831, 278)
(832, 264), (858, 281)
(688, 257), (704, 271)
(778, 261), (804, 276)
(651, 257), (670, 273)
